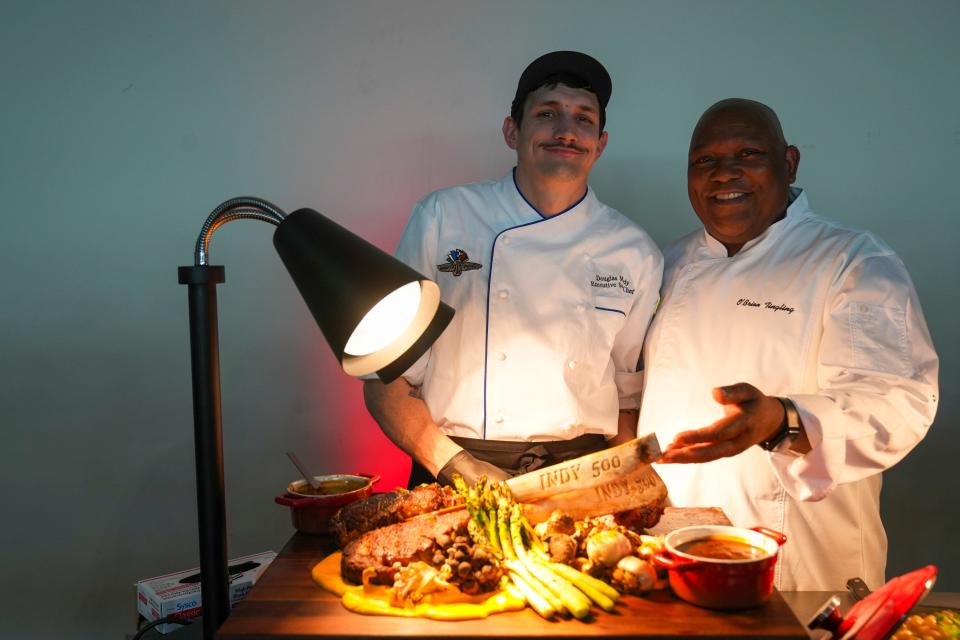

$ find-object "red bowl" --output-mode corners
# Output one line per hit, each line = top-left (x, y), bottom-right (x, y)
(274, 473), (379, 535)
(652, 525), (787, 610)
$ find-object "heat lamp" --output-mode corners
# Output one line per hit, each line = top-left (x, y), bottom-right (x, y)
(177, 196), (453, 638)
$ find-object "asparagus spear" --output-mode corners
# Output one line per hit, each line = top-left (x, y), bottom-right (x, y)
(458, 476), (620, 619)
(497, 498), (515, 561)
(497, 498), (566, 615)
(506, 567), (556, 619)
(510, 505), (592, 619)
(515, 504), (619, 611)
(543, 561), (618, 611)
(521, 513), (548, 557)
(479, 483), (501, 555)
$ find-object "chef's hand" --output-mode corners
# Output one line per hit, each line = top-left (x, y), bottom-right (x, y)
(659, 383), (784, 464)
(436, 450), (510, 487)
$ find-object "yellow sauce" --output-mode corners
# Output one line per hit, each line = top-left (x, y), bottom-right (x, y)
(312, 552), (526, 620)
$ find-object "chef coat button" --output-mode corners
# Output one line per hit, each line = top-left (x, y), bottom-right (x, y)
(499, 289), (509, 299)
(567, 360), (577, 369)
(495, 416), (504, 424)
(497, 352), (506, 361)
(576, 303), (585, 312)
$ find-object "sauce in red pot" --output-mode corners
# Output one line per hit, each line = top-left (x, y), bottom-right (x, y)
(676, 536), (769, 561)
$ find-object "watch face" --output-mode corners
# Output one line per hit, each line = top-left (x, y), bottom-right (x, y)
(761, 427), (787, 451)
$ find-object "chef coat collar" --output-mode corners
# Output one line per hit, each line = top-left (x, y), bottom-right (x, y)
(701, 187), (809, 258)
(508, 167), (592, 221)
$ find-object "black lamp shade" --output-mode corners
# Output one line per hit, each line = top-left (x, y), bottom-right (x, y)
(273, 208), (453, 382)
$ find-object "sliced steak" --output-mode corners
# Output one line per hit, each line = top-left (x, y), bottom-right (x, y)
(340, 508), (470, 584)
(329, 483), (462, 549)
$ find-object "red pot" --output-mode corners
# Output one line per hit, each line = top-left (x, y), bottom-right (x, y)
(274, 473), (380, 535)
(652, 525), (787, 610)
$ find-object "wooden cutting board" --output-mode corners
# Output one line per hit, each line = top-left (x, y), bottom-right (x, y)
(217, 508), (808, 639)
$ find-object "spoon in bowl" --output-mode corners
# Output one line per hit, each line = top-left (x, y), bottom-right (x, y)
(286, 451), (322, 491)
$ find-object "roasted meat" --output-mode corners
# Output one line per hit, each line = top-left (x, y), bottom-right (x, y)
(522, 465), (668, 529)
(340, 508), (471, 584)
(614, 497), (668, 531)
(329, 483), (462, 548)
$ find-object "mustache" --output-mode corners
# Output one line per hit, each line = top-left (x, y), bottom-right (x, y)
(541, 141), (587, 153)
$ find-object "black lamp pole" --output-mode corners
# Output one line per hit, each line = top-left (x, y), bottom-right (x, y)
(177, 264), (230, 639)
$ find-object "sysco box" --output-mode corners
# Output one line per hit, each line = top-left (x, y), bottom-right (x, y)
(136, 551), (277, 634)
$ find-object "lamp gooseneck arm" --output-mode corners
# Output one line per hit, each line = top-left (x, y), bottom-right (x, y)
(194, 197), (287, 266)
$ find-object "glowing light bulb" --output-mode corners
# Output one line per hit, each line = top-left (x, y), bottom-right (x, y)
(344, 282), (422, 356)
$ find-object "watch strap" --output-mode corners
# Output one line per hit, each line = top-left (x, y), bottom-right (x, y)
(760, 397), (802, 452)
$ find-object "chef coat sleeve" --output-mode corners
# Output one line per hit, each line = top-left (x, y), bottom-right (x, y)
(613, 244), (664, 410)
(390, 197), (442, 387)
(769, 252), (939, 502)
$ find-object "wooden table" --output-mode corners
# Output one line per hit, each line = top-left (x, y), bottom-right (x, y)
(218, 508), (809, 639)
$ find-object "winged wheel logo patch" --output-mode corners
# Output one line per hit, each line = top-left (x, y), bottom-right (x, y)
(438, 248), (482, 277)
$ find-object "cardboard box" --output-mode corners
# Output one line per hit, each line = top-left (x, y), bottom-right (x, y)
(136, 551), (277, 634)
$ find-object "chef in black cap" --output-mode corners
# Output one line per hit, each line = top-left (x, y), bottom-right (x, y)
(364, 51), (663, 488)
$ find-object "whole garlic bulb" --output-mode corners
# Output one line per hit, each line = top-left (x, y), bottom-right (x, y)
(611, 555), (657, 594)
(585, 529), (633, 567)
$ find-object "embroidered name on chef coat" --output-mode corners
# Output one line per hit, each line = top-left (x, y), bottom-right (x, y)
(591, 273), (635, 295)
(736, 298), (796, 314)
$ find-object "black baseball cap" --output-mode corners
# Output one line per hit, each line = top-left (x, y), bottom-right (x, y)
(510, 51), (612, 130)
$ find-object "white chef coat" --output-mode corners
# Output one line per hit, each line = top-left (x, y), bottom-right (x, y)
(395, 170), (663, 442)
(637, 188), (939, 591)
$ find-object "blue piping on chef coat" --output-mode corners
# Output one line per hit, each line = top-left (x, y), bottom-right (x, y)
(480, 169), (588, 439)
(595, 306), (626, 316)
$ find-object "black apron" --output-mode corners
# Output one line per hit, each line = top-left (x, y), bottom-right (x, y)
(407, 433), (607, 489)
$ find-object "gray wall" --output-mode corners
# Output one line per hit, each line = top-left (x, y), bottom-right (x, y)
(1, 1), (957, 638)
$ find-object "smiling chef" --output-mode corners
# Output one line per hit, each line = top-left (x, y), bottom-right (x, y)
(363, 51), (663, 489)
(638, 98), (940, 591)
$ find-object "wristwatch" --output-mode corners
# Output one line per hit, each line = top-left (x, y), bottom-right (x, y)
(760, 397), (802, 452)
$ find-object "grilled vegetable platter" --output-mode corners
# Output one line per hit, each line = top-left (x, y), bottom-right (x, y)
(312, 474), (670, 621)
